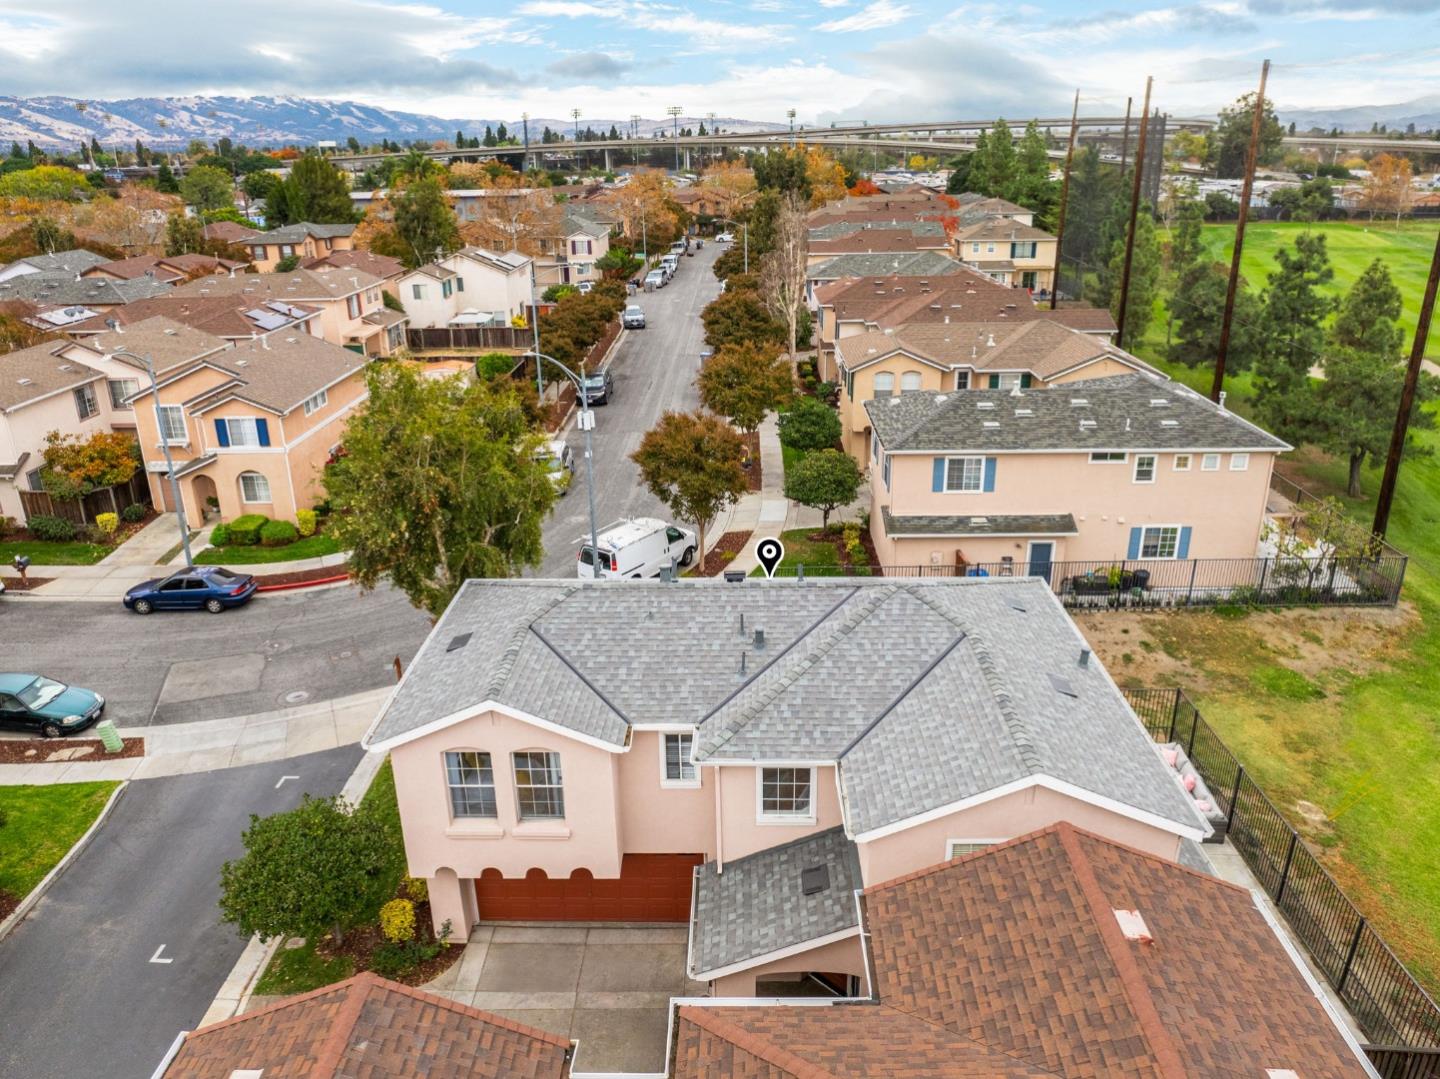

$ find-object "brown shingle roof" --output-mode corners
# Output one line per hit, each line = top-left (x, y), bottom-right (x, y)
(72, 316), (230, 376)
(163, 972), (571, 1078)
(807, 229), (949, 257)
(201, 220), (264, 244)
(64, 294), (320, 341)
(302, 248), (405, 280)
(818, 274), (1116, 337)
(676, 824), (1371, 1079)
(172, 267), (383, 302)
(0, 341), (102, 411)
(85, 255), (188, 283)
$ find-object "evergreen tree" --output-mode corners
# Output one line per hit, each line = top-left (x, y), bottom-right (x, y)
(347, 136), (362, 153)
(133, 139), (148, 165)
(1105, 207), (1162, 349)
(981, 119), (1016, 198)
(483, 126), (497, 148)
(89, 136), (103, 159)
(1168, 200), (1207, 291)
(217, 136), (233, 158)
(9, 141), (23, 159)
(1253, 233), (1335, 444)
(1010, 120), (1050, 205)
(967, 130), (992, 194)
(389, 177), (460, 268)
(273, 154), (357, 225)
(455, 129), (465, 148)
(1332, 258), (1404, 358)
(497, 122), (509, 142)
(155, 161), (180, 193)
(1169, 261), (1262, 371)
(26, 140), (41, 160)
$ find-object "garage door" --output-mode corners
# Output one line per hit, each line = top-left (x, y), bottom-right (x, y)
(476, 854), (703, 922)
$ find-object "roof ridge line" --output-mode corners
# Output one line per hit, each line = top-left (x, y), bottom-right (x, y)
(838, 628), (967, 760)
(677, 1007), (841, 1079)
(1056, 825), (1190, 1079)
(528, 620), (632, 726)
(312, 973), (374, 1078)
(482, 588), (572, 702)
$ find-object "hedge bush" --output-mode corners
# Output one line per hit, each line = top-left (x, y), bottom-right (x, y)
(209, 523), (231, 546)
(295, 509), (317, 537)
(121, 502), (148, 522)
(778, 397), (842, 452)
(259, 519), (299, 547)
(95, 512), (119, 536)
(228, 514), (268, 545)
(474, 352), (517, 380)
(27, 515), (76, 542)
(379, 898), (416, 943)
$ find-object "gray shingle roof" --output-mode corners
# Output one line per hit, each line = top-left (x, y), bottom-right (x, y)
(368, 579), (1207, 838)
(808, 251), (966, 281)
(866, 373), (1289, 454)
(690, 827), (861, 977)
(0, 272), (172, 307)
(255, 222), (357, 243)
(880, 508), (1078, 537)
(809, 220), (948, 241)
(3, 249), (109, 275)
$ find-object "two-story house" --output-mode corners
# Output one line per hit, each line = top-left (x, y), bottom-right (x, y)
(804, 227), (952, 269)
(170, 268), (405, 356)
(806, 251), (966, 306)
(301, 248), (405, 299)
(953, 218), (1058, 293)
(865, 374), (1289, 575)
(364, 577), (1210, 997)
(398, 247), (534, 329)
(128, 333), (369, 523)
(246, 222), (357, 272)
(533, 214), (610, 288)
(0, 249), (109, 284)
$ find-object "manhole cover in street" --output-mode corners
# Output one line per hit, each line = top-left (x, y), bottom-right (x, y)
(283, 690), (310, 705)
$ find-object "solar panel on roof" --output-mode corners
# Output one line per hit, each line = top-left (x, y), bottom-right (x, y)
(247, 310), (289, 331)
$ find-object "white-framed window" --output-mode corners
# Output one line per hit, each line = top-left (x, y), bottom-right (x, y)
(156, 404), (186, 443)
(513, 751), (565, 819)
(758, 766), (815, 822)
(661, 732), (698, 787)
(1140, 525), (1181, 559)
(1173, 453), (1192, 472)
(900, 371), (922, 391)
(946, 840), (999, 859)
(444, 750), (497, 818)
(971, 242), (980, 253)
(441, 279), (453, 300)
(1133, 454), (1157, 483)
(239, 471), (272, 503)
(347, 293), (362, 318)
(872, 372), (895, 397)
(871, 434), (880, 462)
(986, 242), (995, 253)
(1230, 452), (1250, 471)
(1201, 453), (1221, 471)
(73, 383), (99, 420)
(412, 283), (426, 300)
(222, 417), (264, 448)
(302, 389), (328, 416)
(108, 378), (139, 410)
(882, 453), (891, 490)
(455, 277), (465, 292)
(945, 456), (984, 493)
(279, 244), (295, 259)
(1089, 451), (1127, 463)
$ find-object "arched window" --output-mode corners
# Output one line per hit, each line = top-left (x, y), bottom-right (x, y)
(872, 372), (895, 397)
(238, 471), (271, 503)
(900, 371), (923, 391)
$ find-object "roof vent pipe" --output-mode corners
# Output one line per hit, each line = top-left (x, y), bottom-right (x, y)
(739, 611), (745, 637)
(1218, 390), (1228, 413)
(753, 628), (765, 649)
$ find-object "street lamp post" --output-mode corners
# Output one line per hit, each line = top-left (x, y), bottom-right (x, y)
(524, 351), (600, 564)
(110, 346), (193, 567)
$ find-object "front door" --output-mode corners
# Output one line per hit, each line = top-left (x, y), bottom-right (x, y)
(1027, 541), (1054, 583)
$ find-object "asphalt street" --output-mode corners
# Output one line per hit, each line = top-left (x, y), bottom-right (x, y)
(0, 745), (363, 1079)
(536, 242), (723, 576)
(11, 583), (433, 727)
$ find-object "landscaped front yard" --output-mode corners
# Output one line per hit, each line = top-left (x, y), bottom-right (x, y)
(0, 539), (112, 566)
(0, 782), (120, 921)
(196, 533), (342, 565)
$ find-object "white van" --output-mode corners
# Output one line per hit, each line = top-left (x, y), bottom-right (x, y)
(644, 269), (666, 290)
(577, 518), (697, 578)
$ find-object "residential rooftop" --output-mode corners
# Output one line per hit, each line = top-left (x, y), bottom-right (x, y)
(838, 319), (1151, 380)
(0, 340), (101, 412)
(172, 266), (383, 301)
(73, 316), (230, 376)
(0, 272), (173, 307)
(301, 248), (405, 279)
(65, 294), (320, 340)
(253, 221), (357, 243)
(1, 248), (110, 276)
(808, 251), (967, 281)
(866, 373), (1290, 454)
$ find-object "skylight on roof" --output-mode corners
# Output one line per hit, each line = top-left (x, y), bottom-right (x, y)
(975, 400), (995, 410)
(1160, 419), (1179, 427)
(983, 421), (1000, 428)
(1079, 419), (1097, 429)
(1014, 408), (1033, 416)
(1070, 398), (1089, 407)
(1149, 398), (1169, 407)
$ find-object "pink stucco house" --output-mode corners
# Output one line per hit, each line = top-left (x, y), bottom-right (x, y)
(363, 577), (1210, 997)
(864, 373), (1290, 579)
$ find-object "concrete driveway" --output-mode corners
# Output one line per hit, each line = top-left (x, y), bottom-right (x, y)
(426, 923), (707, 1074)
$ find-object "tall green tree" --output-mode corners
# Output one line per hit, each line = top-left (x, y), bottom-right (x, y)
(1168, 261), (1263, 371)
(1332, 258), (1404, 357)
(784, 449), (861, 529)
(154, 161), (180, 193)
(1253, 232), (1335, 443)
(1313, 347), (1435, 496)
(751, 147), (810, 199)
(1056, 148), (1115, 294)
(324, 365), (555, 616)
(271, 154), (357, 226)
(1009, 120), (1056, 224)
(164, 211), (206, 256)
(631, 411), (747, 571)
(697, 341), (793, 433)
(178, 164), (235, 214)
(1168, 200), (1206, 290)
(386, 177), (461, 268)
(974, 120), (1016, 198)
(1208, 92), (1284, 179)
(1104, 206), (1162, 349)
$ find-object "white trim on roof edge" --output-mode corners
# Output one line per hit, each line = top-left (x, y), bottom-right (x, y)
(688, 925), (862, 982)
(362, 698), (626, 755)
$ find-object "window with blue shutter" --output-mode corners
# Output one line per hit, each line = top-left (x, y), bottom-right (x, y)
(214, 418), (229, 447)
(932, 458), (945, 492)
(1177, 526), (1192, 559)
(1127, 527), (1142, 559)
(982, 457), (996, 492)
(256, 418), (270, 447)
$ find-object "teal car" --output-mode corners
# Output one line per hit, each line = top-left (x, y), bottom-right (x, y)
(0, 673), (105, 738)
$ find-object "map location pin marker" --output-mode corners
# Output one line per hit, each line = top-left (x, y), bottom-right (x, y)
(756, 538), (785, 579)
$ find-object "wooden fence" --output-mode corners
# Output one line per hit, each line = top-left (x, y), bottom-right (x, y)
(406, 325), (526, 351)
(19, 472), (150, 526)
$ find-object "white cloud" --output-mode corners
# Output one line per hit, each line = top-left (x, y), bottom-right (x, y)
(816, 0), (851, 6)
(515, 0), (790, 50)
(817, 0), (913, 30)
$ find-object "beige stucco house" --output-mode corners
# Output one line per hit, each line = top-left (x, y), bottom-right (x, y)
(953, 218), (1058, 293)
(128, 333), (368, 524)
(246, 222), (356, 273)
(363, 578), (1210, 997)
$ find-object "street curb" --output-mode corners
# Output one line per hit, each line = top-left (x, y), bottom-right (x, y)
(547, 325), (629, 438)
(0, 780), (128, 944)
(256, 574), (350, 593)
(196, 748), (389, 1027)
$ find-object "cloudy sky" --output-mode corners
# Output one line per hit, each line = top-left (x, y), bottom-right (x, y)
(0, 0), (1437, 123)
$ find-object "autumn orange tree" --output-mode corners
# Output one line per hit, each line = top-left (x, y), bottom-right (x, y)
(631, 411), (747, 568)
(39, 430), (140, 502)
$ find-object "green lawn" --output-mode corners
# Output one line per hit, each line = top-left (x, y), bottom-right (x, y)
(0, 782), (120, 903)
(749, 526), (872, 577)
(780, 442), (807, 477)
(252, 758), (404, 996)
(0, 539), (112, 566)
(196, 534), (342, 565)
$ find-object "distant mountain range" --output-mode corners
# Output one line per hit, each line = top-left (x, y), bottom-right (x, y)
(1275, 95), (1440, 133)
(0, 95), (782, 149)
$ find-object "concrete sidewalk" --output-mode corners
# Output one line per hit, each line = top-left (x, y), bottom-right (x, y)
(0, 687), (389, 785)
(0, 548), (350, 601)
(726, 414), (789, 574)
(97, 512), (185, 567)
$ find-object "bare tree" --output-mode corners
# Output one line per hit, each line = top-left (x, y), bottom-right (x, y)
(760, 191), (808, 369)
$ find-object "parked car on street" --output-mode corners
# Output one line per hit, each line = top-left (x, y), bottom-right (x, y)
(0, 673), (104, 738)
(534, 439), (574, 495)
(123, 566), (258, 615)
(622, 305), (646, 329)
(644, 269), (665, 290)
(577, 518), (696, 578)
(715, 232), (735, 243)
(579, 368), (614, 405)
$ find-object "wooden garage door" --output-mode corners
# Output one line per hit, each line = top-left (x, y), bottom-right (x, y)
(476, 854), (703, 922)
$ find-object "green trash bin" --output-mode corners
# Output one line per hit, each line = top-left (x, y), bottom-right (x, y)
(95, 719), (123, 754)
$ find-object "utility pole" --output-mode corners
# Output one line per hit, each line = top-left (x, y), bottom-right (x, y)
(787, 108), (797, 147)
(1372, 228), (1440, 538)
(707, 112), (717, 165)
(1114, 76), (1153, 347)
(1210, 59), (1270, 401)
(667, 106), (682, 172)
(631, 115), (641, 166)
(1050, 90), (1081, 312)
(1119, 96), (1133, 172)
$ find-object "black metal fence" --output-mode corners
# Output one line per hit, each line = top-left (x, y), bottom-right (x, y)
(1124, 688), (1440, 1057)
(1366, 1047), (1440, 1078)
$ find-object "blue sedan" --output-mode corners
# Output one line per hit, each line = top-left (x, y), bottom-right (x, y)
(0, 673), (104, 738)
(123, 566), (257, 615)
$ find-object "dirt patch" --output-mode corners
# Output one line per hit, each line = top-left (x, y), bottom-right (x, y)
(255, 565), (351, 589)
(0, 890), (17, 923)
(697, 530), (752, 576)
(1, 576), (54, 591)
(0, 735), (144, 764)
(311, 899), (464, 987)
(741, 430), (762, 492)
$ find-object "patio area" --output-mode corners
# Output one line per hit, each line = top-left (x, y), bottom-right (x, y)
(424, 922), (708, 1074)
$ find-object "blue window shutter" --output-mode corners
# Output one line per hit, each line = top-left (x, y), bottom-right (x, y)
(932, 458), (945, 492)
(1177, 526), (1192, 559)
(256, 418), (270, 447)
(1127, 527), (1142, 559)
(983, 457), (996, 492)
(214, 419), (229, 447)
